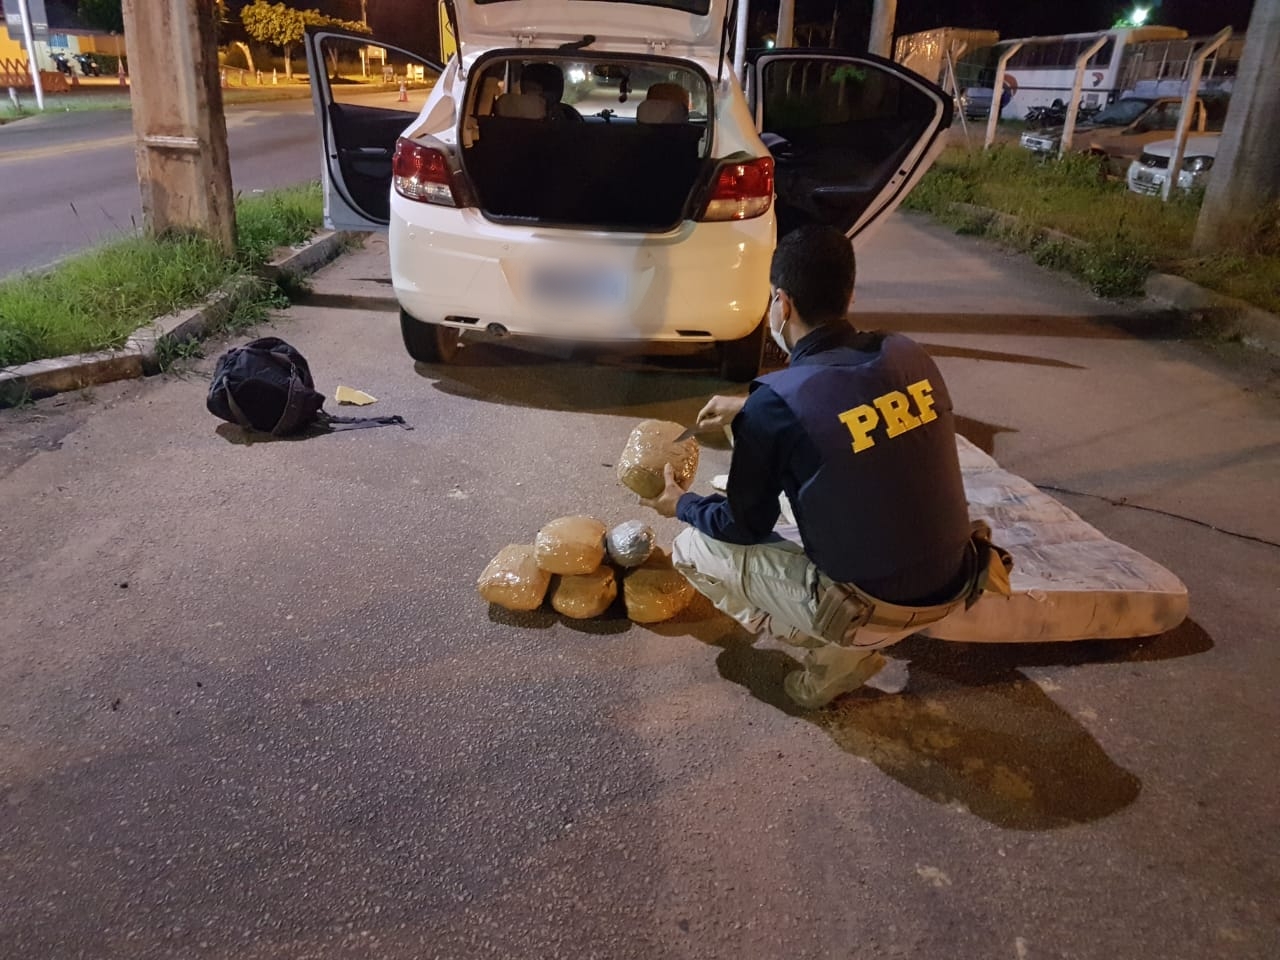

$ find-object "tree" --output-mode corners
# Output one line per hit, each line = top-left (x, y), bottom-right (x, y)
(1193, 0), (1280, 253)
(239, 0), (368, 79)
(78, 0), (124, 34)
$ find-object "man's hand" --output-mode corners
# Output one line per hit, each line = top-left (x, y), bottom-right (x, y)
(694, 394), (747, 434)
(638, 463), (691, 518)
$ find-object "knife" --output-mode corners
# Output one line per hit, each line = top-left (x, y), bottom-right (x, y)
(674, 424), (699, 443)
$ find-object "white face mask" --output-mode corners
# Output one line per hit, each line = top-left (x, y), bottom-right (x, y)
(768, 290), (790, 356)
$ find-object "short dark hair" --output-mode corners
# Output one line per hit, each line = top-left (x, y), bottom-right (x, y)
(769, 225), (856, 323)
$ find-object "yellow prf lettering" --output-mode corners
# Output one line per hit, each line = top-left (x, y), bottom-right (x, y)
(907, 378), (938, 424)
(873, 391), (921, 438)
(838, 404), (880, 453)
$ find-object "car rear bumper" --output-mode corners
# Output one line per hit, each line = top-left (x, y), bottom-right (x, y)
(387, 197), (774, 343)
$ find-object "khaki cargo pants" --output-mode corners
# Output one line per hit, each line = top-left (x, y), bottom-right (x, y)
(671, 526), (936, 664)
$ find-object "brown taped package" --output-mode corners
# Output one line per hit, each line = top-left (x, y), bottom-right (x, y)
(551, 566), (618, 619)
(623, 548), (695, 624)
(616, 420), (699, 498)
(535, 516), (607, 575)
(477, 544), (552, 611)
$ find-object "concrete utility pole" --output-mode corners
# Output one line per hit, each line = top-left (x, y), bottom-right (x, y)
(776, 0), (794, 47)
(120, 0), (236, 254)
(1193, 0), (1280, 252)
(869, 0), (897, 58)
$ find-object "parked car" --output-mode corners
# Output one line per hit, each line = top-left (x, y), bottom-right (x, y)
(303, 0), (953, 380)
(959, 87), (993, 120)
(1020, 95), (1228, 175)
(1126, 134), (1220, 196)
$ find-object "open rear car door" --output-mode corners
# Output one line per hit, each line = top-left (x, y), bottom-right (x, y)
(749, 52), (953, 244)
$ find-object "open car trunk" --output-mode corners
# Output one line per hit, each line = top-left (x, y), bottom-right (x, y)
(460, 52), (714, 231)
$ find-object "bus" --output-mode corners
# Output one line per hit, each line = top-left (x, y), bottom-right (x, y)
(1116, 33), (1245, 99)
(956, 25), (1187, 120)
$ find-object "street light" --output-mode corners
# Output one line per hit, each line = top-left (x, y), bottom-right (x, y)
(1131, 6), (1151, 26)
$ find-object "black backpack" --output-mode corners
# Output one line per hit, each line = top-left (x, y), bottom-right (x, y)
(207, 337), (407, 436)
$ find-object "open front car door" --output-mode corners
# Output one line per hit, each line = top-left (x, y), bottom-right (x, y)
(304, 28), (444, 230)
(750, 53), (953, 245)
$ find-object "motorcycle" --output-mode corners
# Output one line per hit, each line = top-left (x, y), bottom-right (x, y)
(50, 52), (74, 76)
(1024, 99), (1067, 129)
(73, 54), (101, 77)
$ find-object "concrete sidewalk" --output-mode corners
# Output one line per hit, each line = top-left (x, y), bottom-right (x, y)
(1, 213), (1277, 959)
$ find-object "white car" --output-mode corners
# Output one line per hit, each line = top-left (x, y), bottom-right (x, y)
(1126, 134), (1220, 196)
(304, 0), (952, 380)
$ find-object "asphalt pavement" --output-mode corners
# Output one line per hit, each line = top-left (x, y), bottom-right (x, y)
(1, 213), (1278, 959)
(0, 98), (327, 277)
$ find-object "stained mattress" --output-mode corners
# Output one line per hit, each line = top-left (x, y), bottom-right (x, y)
(923, 437), (1189, 643)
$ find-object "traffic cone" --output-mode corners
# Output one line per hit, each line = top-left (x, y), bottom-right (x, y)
(397, 79), (408, 102)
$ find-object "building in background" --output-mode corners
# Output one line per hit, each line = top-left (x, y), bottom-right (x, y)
(894, 27), (1000, 96)
(1, 0), (126, 84)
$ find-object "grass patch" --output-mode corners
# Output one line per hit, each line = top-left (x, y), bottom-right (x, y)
(0, 85), (317, 122)
(0, 102), (36, 124)
(905, 145), (1279, 311)
(235, 183), (325, 267)
(0, 182), (322, 369)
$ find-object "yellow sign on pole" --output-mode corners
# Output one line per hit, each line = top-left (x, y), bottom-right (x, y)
(438, 1), (457, 64)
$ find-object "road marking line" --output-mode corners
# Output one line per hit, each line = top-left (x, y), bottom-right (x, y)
(0, 134), (135, 164)
(0, 113), (262, 165)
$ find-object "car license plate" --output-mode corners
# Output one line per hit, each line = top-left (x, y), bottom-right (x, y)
(530, 266), (628, 306)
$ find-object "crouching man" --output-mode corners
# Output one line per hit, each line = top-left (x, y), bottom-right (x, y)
(640, 226), (989, 709)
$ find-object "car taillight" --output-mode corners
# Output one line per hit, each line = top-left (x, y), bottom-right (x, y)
(392, 137), (457, 206)
(699, 157), (774, 222)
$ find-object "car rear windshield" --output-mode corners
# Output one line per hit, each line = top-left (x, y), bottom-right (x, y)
(474, 0), (711, 12)
(467, 55), (711, 126)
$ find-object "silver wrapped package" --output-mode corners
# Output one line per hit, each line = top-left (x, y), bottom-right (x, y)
(606, 520), (656, 569)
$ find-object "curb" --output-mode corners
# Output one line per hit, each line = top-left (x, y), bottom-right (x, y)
(942, 202), (1280, 357)
(0, 230), (357, 405)
(949, 202), (1086, 250)
(1143, 272), (1280, 358)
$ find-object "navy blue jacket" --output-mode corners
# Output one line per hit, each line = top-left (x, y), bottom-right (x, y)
(677, 324), (971, 604)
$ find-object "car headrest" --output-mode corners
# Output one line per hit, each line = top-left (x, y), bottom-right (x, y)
(645, 82), (689, 106)
(637, 98), (689, 124)
(494, 92), (547, 119)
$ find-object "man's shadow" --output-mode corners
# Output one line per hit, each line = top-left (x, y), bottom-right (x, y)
(662, 597), (1213, 831)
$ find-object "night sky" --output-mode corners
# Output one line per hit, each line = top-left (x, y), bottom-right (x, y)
(248, 0), (1259, 61)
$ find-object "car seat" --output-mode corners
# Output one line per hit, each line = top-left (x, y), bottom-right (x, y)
(494, 92), (547, 119)
(638, 82), (690, 123)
